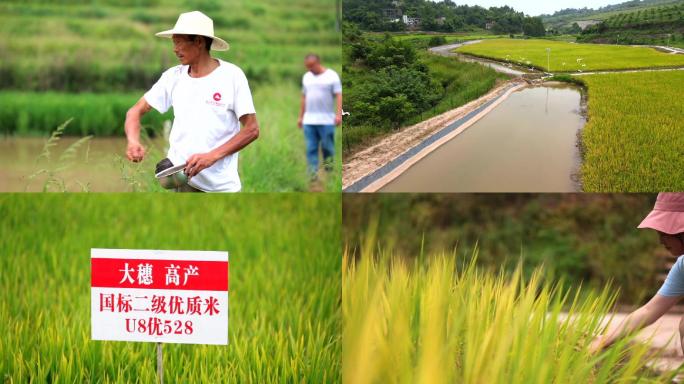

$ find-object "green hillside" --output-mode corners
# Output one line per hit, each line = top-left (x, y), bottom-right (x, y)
(542, 0), (682, 31)
(578, 1), (684, 47)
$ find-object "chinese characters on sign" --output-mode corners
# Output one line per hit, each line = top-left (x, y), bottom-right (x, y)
(91, 249), (229, 345)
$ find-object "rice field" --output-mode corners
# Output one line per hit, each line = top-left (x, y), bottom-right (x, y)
(343, 248), (676, 383)
(578, 70), (684, 192)
(0, 193), (341, 382)
(0, 92), (172, 136)
(454, 38), (684, 72)
(0, 0), (340, 92)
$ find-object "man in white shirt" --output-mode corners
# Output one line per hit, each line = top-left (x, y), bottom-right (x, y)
(124, 11), (259, 192)
(297, 54), (342, 179)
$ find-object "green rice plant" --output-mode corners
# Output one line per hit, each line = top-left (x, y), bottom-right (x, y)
(0, 0), (340, 92)
(455, 38), (684, 72)
(0, 193), (341, 382)
(343, 246), (678, 383)
(578, 71), (684, 191)
(0, 92), (171, 136)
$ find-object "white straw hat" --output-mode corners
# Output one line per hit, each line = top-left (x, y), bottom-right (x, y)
(155, 11), (229, 51)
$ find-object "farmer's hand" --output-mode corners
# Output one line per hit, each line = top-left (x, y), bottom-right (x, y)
(185, 152), (219, 177)
(335, 113), (342, 126)
(297, 116), (303, 129)
(588, 337), (606, 354)
(126, 141), (146, 162)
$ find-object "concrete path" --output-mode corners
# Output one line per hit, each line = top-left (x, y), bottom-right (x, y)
(650, 45), (684, 54)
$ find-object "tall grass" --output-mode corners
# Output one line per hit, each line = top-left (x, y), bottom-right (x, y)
(579, 71), (684, 191)
(402, 52), (505, 126)
(24, 118), (95, 192)
(0, 193), (341, 382)
(343, 246), (677, 383)
(455, 38), (684, 72)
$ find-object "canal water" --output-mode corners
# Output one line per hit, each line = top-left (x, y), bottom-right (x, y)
(379, 84), (585, 192)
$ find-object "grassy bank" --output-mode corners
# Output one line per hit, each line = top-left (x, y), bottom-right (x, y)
(579, 70), (684, 191)
(343, 30), (505, 153)
(403, 51), (504, 126)
(343, 249), (674, 383)
(0, 193), (341, 382)
(455, 38), (684, 71)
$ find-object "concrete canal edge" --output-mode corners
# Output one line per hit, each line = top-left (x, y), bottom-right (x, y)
(343, 82), (526, 193)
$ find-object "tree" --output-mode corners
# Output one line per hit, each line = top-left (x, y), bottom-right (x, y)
(428, 36), (447, 47)
(569, 22), (582, 34)
(522, 16), (545, 37)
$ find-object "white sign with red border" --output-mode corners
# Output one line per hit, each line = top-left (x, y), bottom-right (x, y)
(91, 249), (229, 345)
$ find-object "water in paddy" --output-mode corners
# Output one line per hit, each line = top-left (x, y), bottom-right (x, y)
(0, 137), (167, 192)
(380, 84), (585, 192)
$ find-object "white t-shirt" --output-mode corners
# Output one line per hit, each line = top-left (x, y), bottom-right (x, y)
(144, 59), (256, 192)
(302, 68), (342, 125)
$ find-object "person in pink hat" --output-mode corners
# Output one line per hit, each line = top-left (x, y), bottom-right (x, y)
(589, 193), (684, 353)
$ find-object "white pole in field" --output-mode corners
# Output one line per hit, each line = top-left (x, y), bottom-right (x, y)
(546, 48), (551, 73)
(157, 342), (163, 384)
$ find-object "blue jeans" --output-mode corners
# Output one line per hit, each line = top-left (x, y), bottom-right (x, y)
(303, 124), (335, 175)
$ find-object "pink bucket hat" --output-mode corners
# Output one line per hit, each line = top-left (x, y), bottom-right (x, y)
(638, 193), (684, 235)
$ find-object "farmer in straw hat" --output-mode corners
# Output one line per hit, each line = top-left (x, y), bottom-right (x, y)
(590, 193), (684, 354)
(124, 11), (259, 192)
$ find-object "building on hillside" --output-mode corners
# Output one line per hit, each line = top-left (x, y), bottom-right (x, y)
(402, 14), (421, 27)
(436, 16), (446, 25)
(485, 21), (496, 30)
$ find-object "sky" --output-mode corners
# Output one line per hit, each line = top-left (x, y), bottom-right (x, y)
(450, 0), (628, 16)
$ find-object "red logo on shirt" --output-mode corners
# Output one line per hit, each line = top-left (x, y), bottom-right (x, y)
(213, 92), (221, 101)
